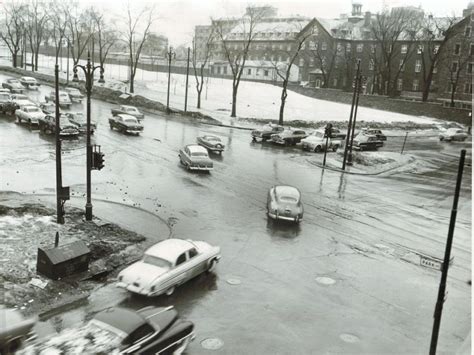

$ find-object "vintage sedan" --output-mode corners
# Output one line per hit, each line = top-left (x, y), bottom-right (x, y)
(10, 94), (35, 109)
(111, 105), (145, 120)
(179, 144), (213, 171)
(117, 238), (221, 297)
(18, 306), (194, 355)
(251, 124), (284, 142)
(267, 185), (304, 223)
(64, 112), (96, 134)
(38, 115), (80, 137)
(301, 130), (341, 152)
(352, 134), (383, 151)
(270, 128), (307, 145)
(16, 105), (45, 126)
(19, 76), (40, 90)
(439, 128), (469, 142)
(197, 135), (225, 153)
(45, 90), (72, 108)
(2, 78), (24, 93)
(64, 87), (84, 103)
(361, 128), (387, 141)
(109, 114), (143, 135)
(1, 307), (36, 354)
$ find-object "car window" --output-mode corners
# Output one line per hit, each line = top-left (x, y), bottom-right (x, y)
(188, 248), (198, 259)
(127, 324), (154, 345)
(176, 253), (187, 266)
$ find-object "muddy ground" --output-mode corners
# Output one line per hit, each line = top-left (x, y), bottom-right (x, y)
(0, 198), (145, 317)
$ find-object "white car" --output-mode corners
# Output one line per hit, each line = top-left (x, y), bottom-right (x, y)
(301, 130), (341, 152)
(16, 105), (45, 126)
(439, 128), (469, 142)
(117, 238), (221, 297)
(19, 77), (40, 90)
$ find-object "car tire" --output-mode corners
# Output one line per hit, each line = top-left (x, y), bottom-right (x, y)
(332, 145), (339, 152)
(314, 145), (322, 153)
(207, 258), (217, 273)
(165, 286), (175, 296)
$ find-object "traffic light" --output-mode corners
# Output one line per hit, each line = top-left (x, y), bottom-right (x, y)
(324, 123), (333, 138)
(93, 151), (105, 170)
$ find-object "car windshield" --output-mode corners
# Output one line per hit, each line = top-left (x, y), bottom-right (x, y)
(26, 107), (40, 113)
(142, 255), (171, 269)
(125, 107), (137, 112)
(311, 131), (324, 138)
(59, 93), (69, 97)
(0, 94), (10, 100)
(9, 80), (20, 84)
(15, 95), (27, 100)
(192, 152), (208, 157)
(279, 196), (298, 203)
(206, 136), (220, 142)
(124, 118), (137, 123)
(68, 89), (79, 93)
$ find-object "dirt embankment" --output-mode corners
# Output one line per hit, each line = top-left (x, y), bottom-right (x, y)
(0, 200), (145, 317)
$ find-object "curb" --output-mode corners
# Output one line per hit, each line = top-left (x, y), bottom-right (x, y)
(307, 159), (410, 176)
(38, 294), (89, 321)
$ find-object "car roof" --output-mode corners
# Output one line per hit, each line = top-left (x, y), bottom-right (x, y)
(273, 185), (301, 198)
(122, 105), (136, 109)
(21, 76), (35, 80)
(202, 135), (220, 140)
(118, 114), (138, 120)
(94, 307), (145, 336)
(146, 239), (194, 262)
(186, 144), (208, 154)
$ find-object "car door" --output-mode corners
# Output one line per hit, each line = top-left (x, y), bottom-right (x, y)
(186, 248), (206, 279)
(172, 252), (189, 286)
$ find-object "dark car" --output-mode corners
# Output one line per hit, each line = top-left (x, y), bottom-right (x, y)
(64, 112), (96, 134)
(362, 128), (387, 141)
(270, 129), (307, 145)
(251, 124), (284, 142)
(0, 307), (36, 354)
(20, 306), (194, 354)
(328, 127), (346, 140)
(2, 78), (25, 93)
(197, 135), (225, 154)
(352, 134), (383, 151)
(267, 185), (304, 223)
(109, 114), (144, 135)
(38, 114), (80, 137)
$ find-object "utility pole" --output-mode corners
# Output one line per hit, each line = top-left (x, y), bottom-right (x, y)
(342, 59), (361, 170)
(73, 52), (105, 221)
(429, 149), (466, 355)
(165, 46), (176, 114)
(184, 47), (190, 112)
(347, 73), (363, 166)
(55, 64), (64, 224)
(322, 123), (332, 167)
(401, 132), (408, 154)
(66, 42), (70, 85)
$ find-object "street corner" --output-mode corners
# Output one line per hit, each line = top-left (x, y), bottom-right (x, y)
(0, 198), (146, 317)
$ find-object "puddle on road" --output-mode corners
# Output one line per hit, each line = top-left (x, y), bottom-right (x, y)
(315, 276), (336, 285)
(339, 333), (360, 343)
(226, 278), (241, 285)
(201, 337), (224, 350)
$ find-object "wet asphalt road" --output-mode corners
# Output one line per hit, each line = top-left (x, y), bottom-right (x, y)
(0, 72), (472, 354)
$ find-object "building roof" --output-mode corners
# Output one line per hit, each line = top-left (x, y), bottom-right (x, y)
(226, 18), (310, 41)
(146, 239), (194, 263)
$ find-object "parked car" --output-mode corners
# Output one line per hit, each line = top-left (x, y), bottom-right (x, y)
(111, 105), (145, 120)
(10, 94), (35, 109)
(197, 135), (225, 154)
(178, 144), (214, 171)
(361, 128), (387, 141)
(267, 185), (304, 223)
(0, 307), (36, 355)
(19, 306), (194, 355)
(301, 130), (341, 152)
(117, 238), (221, 296)
(39, 102), (60, 115)
(19, 76), (40, 90)
(439, 128), (469, 142)
(328, 127), (346, 140)
(16, 105), (45, 126)
(2, 78), (24, 93)
(109, 114), (143, 135)
(0, 92), (16, 114)
(352, 134), (383, 151)
(38, 114), (80, 137)
(64, 87), (84, 103)
(64, 112), (96, 134)
(270, 128), (307, 145)
(0, 88), (11, 93)
(44, 90), (72, 108)
(251, 124), (284, 142)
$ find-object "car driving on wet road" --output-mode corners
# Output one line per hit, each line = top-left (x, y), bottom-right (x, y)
(267, 185), (304, 223)
(117, 238), (221, 297)
(109, 114), (144, 135)
(179, 144), (214, 171)
(197, 135), (225, 154)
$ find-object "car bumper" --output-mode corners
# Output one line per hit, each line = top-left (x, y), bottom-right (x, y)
(116, 282), (154, 296)
(188, 165), (213, 171)
(268, 212), (302, 222)
(60, 131), (79, 137)
(125, 129), (143, 134)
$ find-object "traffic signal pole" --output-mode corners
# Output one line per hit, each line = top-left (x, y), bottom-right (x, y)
(347, 73), (362, 166)
(429, 149), (466, 355)
(55, 64), (64, 224)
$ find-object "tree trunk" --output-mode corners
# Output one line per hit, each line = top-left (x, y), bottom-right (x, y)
(35, 52), (39, 71)
(279, 81), (288, 125)
(197, 91), (201, 109)
(231, 85), (238, 117)
(450, 85), (456, 107)
(12, 53), (17, 68)
(129, 72), (135, 93)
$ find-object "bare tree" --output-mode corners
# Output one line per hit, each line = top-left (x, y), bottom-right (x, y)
(46, 1), (68, 64)
(419, 16), (459, 101)
(90, 8), (117, 71)
(270, 27), (312, 125)
(213, 6), (270, 117)
(0, 1), (27, 68)
(24, 0), (48, 71)
(305, 38), (337, 88)
(67, 3), (91, 66)
(122, 2), (156, 93)
(192, 29), (215, 109)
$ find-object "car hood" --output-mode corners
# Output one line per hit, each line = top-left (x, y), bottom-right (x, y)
(302, 136), (324, 144)
(119, 261), (168, 286)
(123, 121), (142, 128)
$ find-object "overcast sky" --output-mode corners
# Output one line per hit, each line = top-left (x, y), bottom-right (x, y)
(89, 0), (471, 47)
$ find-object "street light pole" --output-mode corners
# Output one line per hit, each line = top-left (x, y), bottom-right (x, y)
(55, 64), (64, 224)
(73, 51), (104, 221)
(347, 73), (363, 166)
(66, 42), (70, 85)
(165, 46), (176, 114)
(184, 47), (190, 112)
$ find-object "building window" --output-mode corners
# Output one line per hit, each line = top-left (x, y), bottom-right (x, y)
(454, 43), (461, 55)
(397, 79), (403, 91)
(369, 59), (374, 70)
(371, 44), (376, 53)
(321, 42), (327, 50)
(234, 44), (238, 50)
(287, 45), (292, 51)
(309, 40), (315, 50)
(299, 58), (304, 66)
(309, 58), (314, 66)
(356, 44), (363, 52)
(465, 26), (471, 37)
(433, 45), (440, 54)
(471, 44), (474, 56)
(401, 45), (408, 54)
(256, 69), (260, 76)
(279, 44), (284, 50)
(333, 78), (338, 87)
(271, 44), (276, 50)
(452, 61), (458, 72)
(278, 55), (282, 62)
(337, 43), (343, 52)
(412, 79), (419, 91)
(223, 66), (227, 74)
(264, 70), (269, 77)
(447, 83), (456, 93)
(417, 45), (423, 54)
(400, 59), (405, 72)
(415, 60), (421, 72)
(247, 68), (252, 75)
(346, 43), (351, 52)
(465, 83), (472, 93)
(468, 63), (473, 74)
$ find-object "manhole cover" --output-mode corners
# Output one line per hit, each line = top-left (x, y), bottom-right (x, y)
(315, 276), (336, 285)
(339, 333), (360, 343)
(201, 337), (224, 350)
(226, 278), (241, 285)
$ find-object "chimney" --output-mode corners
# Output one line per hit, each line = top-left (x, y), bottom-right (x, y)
(352, 2), (362, 16)
(364, 11), (371, 26)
